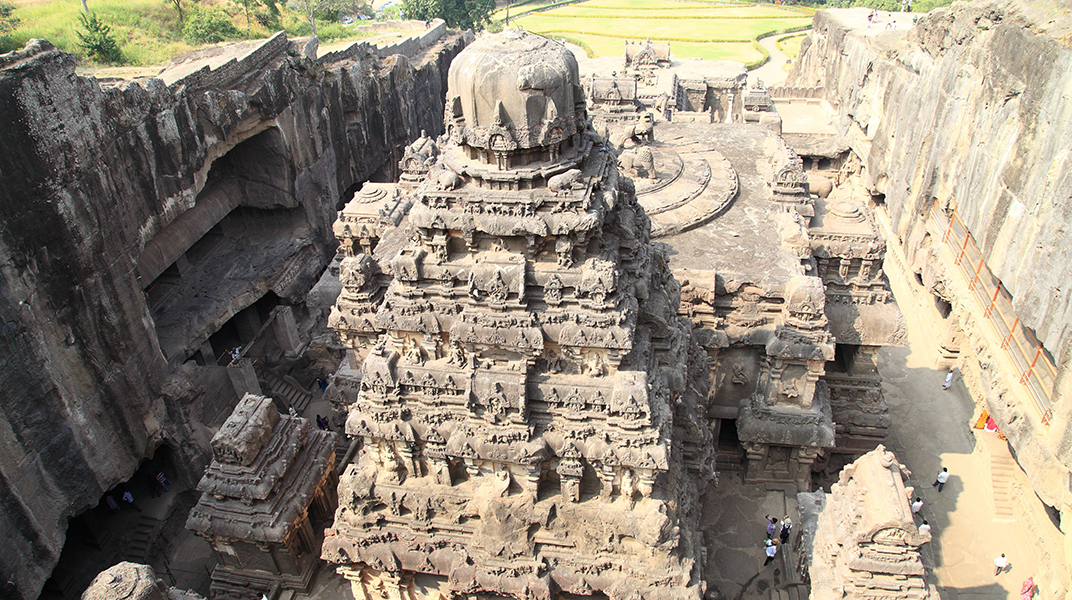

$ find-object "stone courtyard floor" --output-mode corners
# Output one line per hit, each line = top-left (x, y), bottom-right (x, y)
(874, 250), (1049, 599)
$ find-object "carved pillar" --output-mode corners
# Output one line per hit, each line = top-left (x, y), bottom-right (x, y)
(599, 463), (616, 499)
(426, 446), (451, 485)
(273, 305), (303, 358)
(521, 464), (541, 494)
(227, 359), (262, 397)
(557, 457), (583, 503)
(795, 447), (820, 492)
(742, 441), (767, 483)
(636, 469), (655, 498)
(200, 340), (217, 365)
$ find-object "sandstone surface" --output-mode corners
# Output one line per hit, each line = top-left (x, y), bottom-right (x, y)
(0, 31), (467, 598)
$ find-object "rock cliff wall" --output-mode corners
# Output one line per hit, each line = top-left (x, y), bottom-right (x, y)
(788, 3), (1072, 361)
(0, 32), (466, 599)
(786, 6), (1072, 591)
(787, 1), (1072, 504)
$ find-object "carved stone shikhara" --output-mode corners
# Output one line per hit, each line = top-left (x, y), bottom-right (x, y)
(324, 30), (714, 600)
(810, 446), (929, 599)
(186, 394), (339, 598)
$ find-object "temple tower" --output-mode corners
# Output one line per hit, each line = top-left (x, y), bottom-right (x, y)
(323, 30), (714, 600)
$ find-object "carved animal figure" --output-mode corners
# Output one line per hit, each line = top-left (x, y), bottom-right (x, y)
(610, 112), (655, 148)
(618, 147), (656, 180)
(436, 168), (462, 190)
(808, 174), (833, 198)
(548, 169), (582, 195)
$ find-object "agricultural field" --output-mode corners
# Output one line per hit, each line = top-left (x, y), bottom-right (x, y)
(508, 0), (812, 63)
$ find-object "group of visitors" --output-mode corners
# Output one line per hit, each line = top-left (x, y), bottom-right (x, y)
(103, 470), (172, 514)
(761, 515), (793, 566)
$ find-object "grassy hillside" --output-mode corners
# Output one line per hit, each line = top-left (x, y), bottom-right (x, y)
(5, 0), (374, 67)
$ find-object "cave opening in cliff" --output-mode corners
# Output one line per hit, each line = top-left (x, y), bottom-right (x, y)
(933, 294), (952, 319)
(145, 203), (315, 363)
(716, 418), (741, 467)
(39, 445), (185, 600)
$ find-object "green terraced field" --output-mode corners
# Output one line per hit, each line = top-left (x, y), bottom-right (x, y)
(509, 0), (811, 61)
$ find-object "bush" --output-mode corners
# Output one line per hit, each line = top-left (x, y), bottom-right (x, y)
(0, 2), (20, 53)
(76, 12), (123, 63)
(182, 8), (242, 43)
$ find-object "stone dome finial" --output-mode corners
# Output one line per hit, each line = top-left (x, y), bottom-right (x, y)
(444, 30), (585, 153)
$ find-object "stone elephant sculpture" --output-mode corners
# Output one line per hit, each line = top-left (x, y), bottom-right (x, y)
(618, 147), (656, 180)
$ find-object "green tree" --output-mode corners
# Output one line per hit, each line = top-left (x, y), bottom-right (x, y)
(76, 12), (123, 63)
(182, 7), (241, 43)
(292, 0), (366, 39)
(230, 0), (257, 33)
(167, 0), (192, 24)
(254, 0), (281, 29)
(401, 0), (495, 31)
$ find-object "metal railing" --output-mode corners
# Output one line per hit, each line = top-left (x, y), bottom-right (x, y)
(930, 200), (1056, 425)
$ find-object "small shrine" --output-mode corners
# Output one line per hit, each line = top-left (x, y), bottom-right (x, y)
(185, 394), (338, 599)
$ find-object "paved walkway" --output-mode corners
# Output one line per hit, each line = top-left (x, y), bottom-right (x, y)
(874, 203), (1047, 598)
(750, 33), (793, 87)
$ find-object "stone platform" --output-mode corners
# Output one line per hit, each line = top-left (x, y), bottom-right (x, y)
(634, 135), (739, 238)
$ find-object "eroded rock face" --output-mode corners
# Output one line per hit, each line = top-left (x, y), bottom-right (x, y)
(324, 30), (714, 600)
(0, 32), (467, 599)
(81, 562), (205, 600)
(789, 3), (1072, 360)
(788, 0), (1072, 515)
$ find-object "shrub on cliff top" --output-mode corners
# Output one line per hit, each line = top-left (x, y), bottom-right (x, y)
(0, 2), (20, 53)
(182, 7), (242, 43)
(76, 12), (124, 63)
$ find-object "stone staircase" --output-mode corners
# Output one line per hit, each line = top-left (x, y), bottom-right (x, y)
(990, 451), (1017, 521)
(255, 363), (313, 415)
(116, 514), (163, 564)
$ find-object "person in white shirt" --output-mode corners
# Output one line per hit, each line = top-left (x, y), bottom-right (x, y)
(918, 520), (931, 535)
(933, 467), (949, 492)
(911, 497), (923, 514)
(763, 539), (779, 566)
(943, 369), (954, 389)
(994, 553), (1007, 575)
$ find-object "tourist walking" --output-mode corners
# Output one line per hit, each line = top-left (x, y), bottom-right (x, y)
(155, 470), (171, 492)
(911, 497), (923, 514)
(1021, 577), (1037, 599)
(994, 553), (1008, 575)
(288, 404), (298, 418)
(933, 467), (949, 491)
(943, 369), (954, 390)
(918, 520), (931, 535)
(779, 516), (792, 545)
(121, 490), (142, 512)
(765, 515), (777, 540)
(763, 539), (779, 566)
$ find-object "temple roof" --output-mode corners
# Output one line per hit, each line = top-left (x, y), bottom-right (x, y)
(186, 394), (337, 543)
